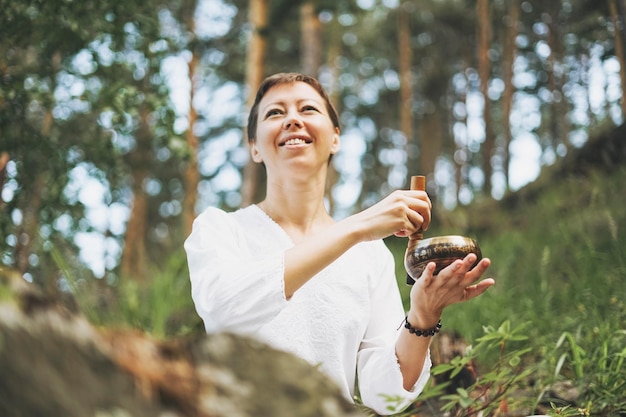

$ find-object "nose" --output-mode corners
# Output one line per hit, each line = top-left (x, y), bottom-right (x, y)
(283, 113), (303, 129)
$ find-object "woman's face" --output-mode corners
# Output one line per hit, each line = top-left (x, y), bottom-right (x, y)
(250, 81), (340, 176)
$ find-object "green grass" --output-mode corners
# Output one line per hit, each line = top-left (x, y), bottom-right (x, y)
(385, 166), (626, 416)
(389, 167), (626, 339)
(65, 250), (202, 338)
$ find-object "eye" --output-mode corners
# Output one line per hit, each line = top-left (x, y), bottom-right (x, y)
(264, 108), (283, 118)
(301, 105), (320, 113)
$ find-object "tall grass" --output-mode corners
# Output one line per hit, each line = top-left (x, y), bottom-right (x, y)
(386, 167), (626, 415)
(389, 168), (625, 340)
(65, 250), (202, 338)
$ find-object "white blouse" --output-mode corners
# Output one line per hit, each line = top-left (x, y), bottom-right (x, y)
(184, 205), (431, 415)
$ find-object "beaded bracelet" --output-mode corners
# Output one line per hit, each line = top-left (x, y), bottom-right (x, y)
(403, 316), (442, 337)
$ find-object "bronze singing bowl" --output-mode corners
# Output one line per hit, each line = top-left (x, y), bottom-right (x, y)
(405, 235), (482, 284)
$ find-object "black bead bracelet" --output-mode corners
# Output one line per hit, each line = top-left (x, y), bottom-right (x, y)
(403, 316), (442, 337)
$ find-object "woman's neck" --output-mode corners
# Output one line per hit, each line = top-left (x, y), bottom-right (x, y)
(258, 180), (334, 241)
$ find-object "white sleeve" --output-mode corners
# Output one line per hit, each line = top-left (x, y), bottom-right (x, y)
(184, 207), (288, 335)
(356, 242), (431, 415)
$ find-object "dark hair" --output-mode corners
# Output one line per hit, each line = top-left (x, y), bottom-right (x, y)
(246, 73), (340, 143)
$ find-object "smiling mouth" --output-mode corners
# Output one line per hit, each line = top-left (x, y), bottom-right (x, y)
(280, 138), (312, 146)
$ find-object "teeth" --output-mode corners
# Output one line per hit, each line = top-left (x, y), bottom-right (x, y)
(284, 138), (307, 145)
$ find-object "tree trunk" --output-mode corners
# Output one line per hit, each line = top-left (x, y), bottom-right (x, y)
(240, 0), (269, 208)
(580, 54), (595, 126)
(545, 0), (567, 155)
(609, 0), (626, 117)
(14, 108), (52, 277)
(325, 18), (342, 216)
(502, 0), (519, 191)
(477, 0), (493, 196)
(13, 52), (60, 287)
(0, 152), (9, 206)
(182, 7), (200, 236)
(418, 111), (443, 192)
(119, 105), (151, 281)
(398, 3), (415, 184)
(456, 67), (468, 204)
(14, 173), (45, 277)
(300, 1), (321, 76)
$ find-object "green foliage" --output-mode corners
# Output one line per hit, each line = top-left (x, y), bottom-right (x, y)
(547, 308), (626, 416)
(428, 321), (535, 416)
(112, 257), (200, 338)
(384, 166), (626, 415)
(0, 0), (192, 286)
(65, 250), (202, 339)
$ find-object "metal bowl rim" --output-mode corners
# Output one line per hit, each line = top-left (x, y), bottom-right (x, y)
(415, 235), (479, 245)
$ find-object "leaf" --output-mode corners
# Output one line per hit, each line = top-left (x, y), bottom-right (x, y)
(554, 353), (568, 377)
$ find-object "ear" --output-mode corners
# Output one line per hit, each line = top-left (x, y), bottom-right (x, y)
(330, 128), (340, 154)
(250, 142), (263, 163)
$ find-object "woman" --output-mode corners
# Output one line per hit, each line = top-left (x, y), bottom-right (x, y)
(185, 72), (494, 415)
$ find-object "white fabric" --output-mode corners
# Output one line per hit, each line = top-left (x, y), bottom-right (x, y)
(184, 204), (431, 415)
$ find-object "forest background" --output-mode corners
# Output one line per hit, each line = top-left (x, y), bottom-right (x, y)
(1, 0), (626, 416)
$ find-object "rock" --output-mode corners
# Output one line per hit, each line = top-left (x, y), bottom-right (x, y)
(0, 268), (364, 417)
(534, 380), (581, 415)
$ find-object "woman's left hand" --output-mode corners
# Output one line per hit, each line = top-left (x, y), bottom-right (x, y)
(406, 254), (494, 328)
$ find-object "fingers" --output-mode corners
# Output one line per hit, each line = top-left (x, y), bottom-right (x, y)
(419, 262), (438, 288)
(408, 191), (431, 231)
(442, 254), (490, 282)
(358, 190), (430, 240)
(408, 208), (430, 234)
(462, 255), (491, 282)
(414, 255), (494, 305)
(398, 190), (431, 235)
(463, 278), (496, 301)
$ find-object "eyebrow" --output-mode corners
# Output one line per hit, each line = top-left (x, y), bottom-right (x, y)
(260, 98), (324, 114)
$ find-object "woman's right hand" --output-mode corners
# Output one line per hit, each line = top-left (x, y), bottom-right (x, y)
(350, 190), (432, 242)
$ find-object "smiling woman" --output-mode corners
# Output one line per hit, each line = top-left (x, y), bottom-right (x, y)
(184, 72), (494, 415)
(249, 82), (340, 176)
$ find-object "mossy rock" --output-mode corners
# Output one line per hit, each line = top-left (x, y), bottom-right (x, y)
(0, 268), (364, 417)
